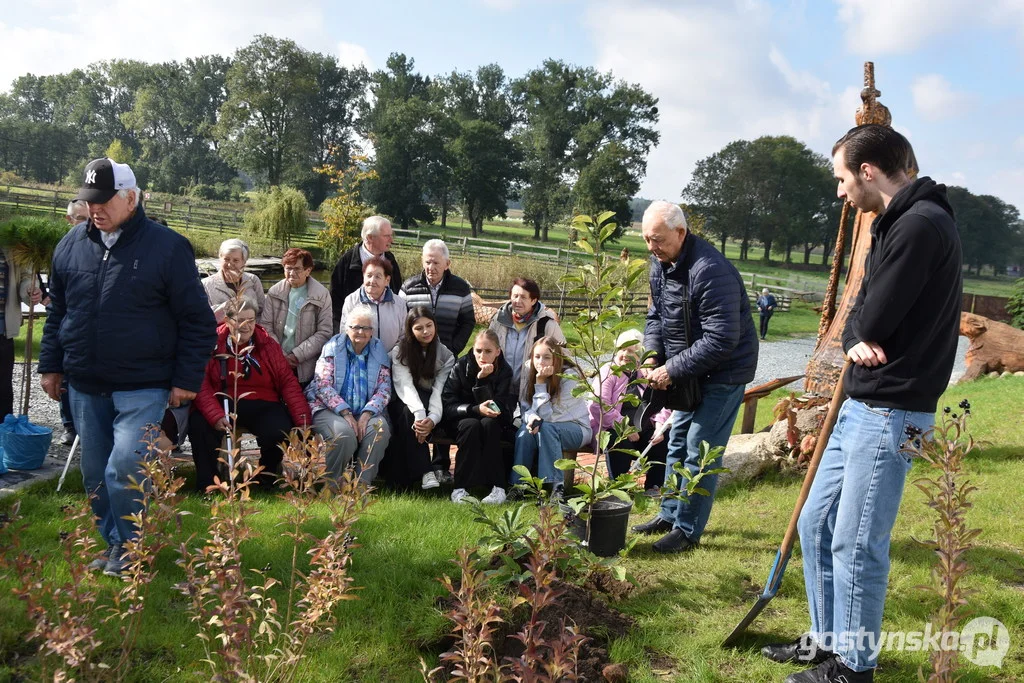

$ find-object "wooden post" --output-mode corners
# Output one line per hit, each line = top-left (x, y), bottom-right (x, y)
(740, 397), (758, 434)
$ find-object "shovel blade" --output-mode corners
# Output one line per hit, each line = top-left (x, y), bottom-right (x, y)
(721, 548), (792, 647)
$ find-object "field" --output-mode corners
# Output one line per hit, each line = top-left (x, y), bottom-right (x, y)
(1, 377), (1021, 681)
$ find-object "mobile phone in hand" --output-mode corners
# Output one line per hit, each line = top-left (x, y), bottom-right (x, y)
(484, 400), (500, 414)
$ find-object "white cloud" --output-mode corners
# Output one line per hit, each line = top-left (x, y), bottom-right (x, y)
(336, 41), (374, 71)
(588, 1), (856, 201)
(911, 74), (973, 121)
(0, 1), (336, 91)
(836, 0), (1024, 54)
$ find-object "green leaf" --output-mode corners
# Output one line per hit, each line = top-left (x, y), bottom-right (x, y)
(553, 458), (577, 471)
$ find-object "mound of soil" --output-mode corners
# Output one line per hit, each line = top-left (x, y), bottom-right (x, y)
(430, 579), (634, 681)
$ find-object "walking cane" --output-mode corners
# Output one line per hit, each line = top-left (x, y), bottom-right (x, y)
(222, 396), (235, 477)
(56, 434), (80, 492)
(722, 359), (851, 647)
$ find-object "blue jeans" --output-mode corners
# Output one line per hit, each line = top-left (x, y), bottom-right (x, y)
(798, 398), (933, 672)
(69, 386), (169, 547)
(511, 421), (584, 485)
(657, 383), (745, 543)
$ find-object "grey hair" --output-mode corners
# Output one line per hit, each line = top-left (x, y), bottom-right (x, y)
(762, 288), (770, 295)
(643, 200), (687, 231)
(219, 238), (250, 261)
(66, 200), (87, 216)
(346, 303), (376, 332)
(116, 187), (141, 209)
(422, 238), (450, 261)
(361, 215), (391, 241)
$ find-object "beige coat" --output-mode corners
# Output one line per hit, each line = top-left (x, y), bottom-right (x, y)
(203, 271), (266, 317)
(2, 248), (33, 339)
(260, 277), (333, 384)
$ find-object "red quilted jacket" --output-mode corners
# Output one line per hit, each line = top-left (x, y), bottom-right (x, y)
(194, 324), (313, 428)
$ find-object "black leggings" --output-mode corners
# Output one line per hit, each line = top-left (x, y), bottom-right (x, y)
(382, 390), (434, 487)
(188, 399), (294, 491)
(446, 416), (506, 490)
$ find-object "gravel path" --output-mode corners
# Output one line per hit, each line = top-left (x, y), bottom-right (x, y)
(1, 339), (971, 495)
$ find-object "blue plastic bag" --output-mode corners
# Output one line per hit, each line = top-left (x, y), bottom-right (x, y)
(0, 414), (53, 470)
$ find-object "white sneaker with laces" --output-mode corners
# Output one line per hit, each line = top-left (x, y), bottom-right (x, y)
(481, 486), (506, 504)
(421, 471), (440, 490)
(450, 488), (470, 504)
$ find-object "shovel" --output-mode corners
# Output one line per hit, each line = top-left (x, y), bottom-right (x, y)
(722, 359), (850, 647)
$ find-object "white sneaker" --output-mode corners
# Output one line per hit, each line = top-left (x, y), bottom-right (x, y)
(421, 471), (440, 490)
(450, 488), (470, 504)
(481, 486), (506, 505)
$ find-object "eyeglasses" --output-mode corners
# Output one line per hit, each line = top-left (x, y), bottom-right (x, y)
(235, 318), (256, 327)
(283, 266), (308, 273)
(348, 325), (372, 332)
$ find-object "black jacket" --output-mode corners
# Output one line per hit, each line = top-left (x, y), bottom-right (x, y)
(645, 232), (758, 386)
(400, 270), (475, 355)
(441, 353), (515, 427)
(38, 205), (217, 394)
(841, 177), (962, 412)
(329, 243), (402, 330)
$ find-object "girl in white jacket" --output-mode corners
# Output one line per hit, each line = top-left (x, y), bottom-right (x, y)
(387, 306), (455, 489)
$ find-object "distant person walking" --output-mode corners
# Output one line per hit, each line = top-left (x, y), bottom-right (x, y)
(756, 287), (777, 340)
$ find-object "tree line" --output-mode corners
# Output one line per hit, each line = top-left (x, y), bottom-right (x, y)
(0, 34), (659, 241)
(683, 135), (1023, 271)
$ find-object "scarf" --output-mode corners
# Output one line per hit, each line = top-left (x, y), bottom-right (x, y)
(512, 302), (540, 325)
(342, 337), (370, 411)
(227, 336), (262, 380)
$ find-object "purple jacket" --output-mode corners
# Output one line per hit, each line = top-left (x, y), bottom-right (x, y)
(587, 363), (670, 434)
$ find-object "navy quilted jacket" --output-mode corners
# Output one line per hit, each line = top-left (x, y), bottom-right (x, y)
(644, 233), (758, 386)
(38, 205), (217, 394)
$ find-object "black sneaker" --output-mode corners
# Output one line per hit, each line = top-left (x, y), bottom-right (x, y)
(435, 469), (454, 486)
(103, 543), (131, 578)
(785, 656), (873, 683)
(631, 516), (673, 535)
(761, 635), (832, 665)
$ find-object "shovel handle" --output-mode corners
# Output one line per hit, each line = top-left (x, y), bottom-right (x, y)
(777, 359), (851, 556)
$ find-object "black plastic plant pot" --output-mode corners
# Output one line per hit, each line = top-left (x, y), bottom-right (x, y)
(561, 497), (634, 557)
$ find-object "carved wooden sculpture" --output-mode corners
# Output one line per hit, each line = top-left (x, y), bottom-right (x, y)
(958, 311), (1024, 381)
(804, 62), (890, 395)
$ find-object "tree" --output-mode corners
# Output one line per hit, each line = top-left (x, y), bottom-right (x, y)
(243, 186), (309, 249)
(217, 35), (317, 187)
(513, 61), (658, 241)
(316, 156), (378, 263)
(948, 186), (1023, 275)
(442, 65), (521, 237)
(361, 53), (435, 228)
(683, 136), (839, 262)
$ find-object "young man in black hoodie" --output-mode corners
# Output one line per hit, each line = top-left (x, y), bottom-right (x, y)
(764, 125), (963, 683)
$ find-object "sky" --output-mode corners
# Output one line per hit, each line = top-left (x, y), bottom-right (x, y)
(1, 0), (1022, 211)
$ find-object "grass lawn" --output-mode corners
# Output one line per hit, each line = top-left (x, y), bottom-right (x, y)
(2, 378), (1021, 681)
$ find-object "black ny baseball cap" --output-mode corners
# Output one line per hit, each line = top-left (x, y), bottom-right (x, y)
(75, 158), (137, 203)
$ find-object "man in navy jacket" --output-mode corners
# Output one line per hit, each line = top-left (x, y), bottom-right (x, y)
(39, 158), (216, 576)
(633, 200), (758, 553)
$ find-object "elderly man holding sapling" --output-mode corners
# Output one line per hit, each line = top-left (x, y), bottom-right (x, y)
(330, 215), (401, 333)
(39, 158), (216, 576)
(633, 200), (758, 554)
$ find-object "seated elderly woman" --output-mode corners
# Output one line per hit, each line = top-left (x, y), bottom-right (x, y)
(203, 238), (266, 319)
(260, 248), (333, 387)
(489, 277), (566, 400)
(341, 256), (407, 353)
(188, 300), (312, 491)
(307, 304), (392, 485)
